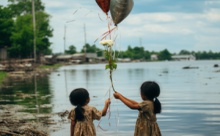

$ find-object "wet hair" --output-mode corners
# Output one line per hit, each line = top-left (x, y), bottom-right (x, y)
(69, 88), (89, 121)
(140, 81), (162, 114)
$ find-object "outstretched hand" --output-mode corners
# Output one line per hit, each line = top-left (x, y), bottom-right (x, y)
(105, 98), (111, 105)
(113, 92), (122, 99)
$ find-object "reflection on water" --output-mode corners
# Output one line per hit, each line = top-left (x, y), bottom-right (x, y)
(0, 74), (52, 114)
(1, 60), (220, 136)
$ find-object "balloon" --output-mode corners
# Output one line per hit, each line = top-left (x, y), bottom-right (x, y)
(110, 0), (134, 26)
(96, 0), (111, 15)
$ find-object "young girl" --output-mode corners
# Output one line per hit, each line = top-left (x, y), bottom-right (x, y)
(113, 81), (162, 136)
(68, 88), (110, 136)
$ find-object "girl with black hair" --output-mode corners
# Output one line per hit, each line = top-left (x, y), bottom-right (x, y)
(113, 81), (162, 136)
(68, 88), (110, 136)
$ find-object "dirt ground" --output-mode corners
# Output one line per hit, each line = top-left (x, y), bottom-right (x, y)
(0, 105), (69, 136)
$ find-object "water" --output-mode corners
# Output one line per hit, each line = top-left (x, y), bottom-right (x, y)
(1, 60), (220, 136)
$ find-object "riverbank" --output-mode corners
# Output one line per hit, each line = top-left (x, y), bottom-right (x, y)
(0, 104), (69, 136)
(0, 72), (7, 86)
(0, 64), (63, 88)
(0, 63), (70, 135)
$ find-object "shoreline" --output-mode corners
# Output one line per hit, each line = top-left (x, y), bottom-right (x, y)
(0, 63), (70, 135)
(0, 104), (69, 136)
(0, 63), (63, 88)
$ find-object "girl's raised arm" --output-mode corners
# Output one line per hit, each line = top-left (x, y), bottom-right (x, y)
(114, 92), (140, 110)
(102, 98), (111, 116)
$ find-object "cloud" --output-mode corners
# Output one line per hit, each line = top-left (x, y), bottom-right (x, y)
(1, 0), (220, 53)
(50, 2), (220, 53)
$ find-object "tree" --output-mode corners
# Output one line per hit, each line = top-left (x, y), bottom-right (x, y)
(81, 43), (97, 53)
(9, 14), (33, 58)
(179, 50), (191, 55)
(144, 50), (151, 60)
(65, 45), (77, 54)
(158, 49), (172, 60)
(7, 0), (53, 58)
(0, 6), (14, 48)
(8, 0), (45, 16)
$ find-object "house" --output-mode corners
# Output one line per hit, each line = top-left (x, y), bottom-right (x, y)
(171, 55), (196, 61)
(72, 53), (98, 63)
(85, 53), (97, 63)
(42, 55), (57, 64)
(56, 55), (73, 62)
(151, 54), (158, 61)
(72, 53), (85, 63)
(117, 58), (131, 62)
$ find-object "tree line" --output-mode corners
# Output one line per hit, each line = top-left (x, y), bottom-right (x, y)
(65, 44), (220, 61)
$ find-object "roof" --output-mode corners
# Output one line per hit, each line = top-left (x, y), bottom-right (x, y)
(172, 55), (195, 59)
(57, 55), (72, 59)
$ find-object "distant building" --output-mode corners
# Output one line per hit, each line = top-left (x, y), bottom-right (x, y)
(151, 54), (158, 61)
(85, 53), (97, 63)
(56, 55), (73, 62)
(171, 55), (196, 61)
(117, 58), (131, 62)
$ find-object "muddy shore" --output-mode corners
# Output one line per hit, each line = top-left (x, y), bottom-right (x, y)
(0, 67), (70, 136)
(0, 104), (69, 136)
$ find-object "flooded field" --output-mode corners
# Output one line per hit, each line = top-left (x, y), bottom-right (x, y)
(1, 60), (220, 136)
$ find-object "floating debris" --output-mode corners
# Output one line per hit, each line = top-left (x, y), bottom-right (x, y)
(182, 66), (199, 69)
(214, 64), (219, 68)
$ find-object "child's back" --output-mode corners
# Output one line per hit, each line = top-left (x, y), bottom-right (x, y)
(135, 100), (161, 136)
(68, 88), (110, 136)
(68, 105), (102, 136)
(113, 81), (162, 136)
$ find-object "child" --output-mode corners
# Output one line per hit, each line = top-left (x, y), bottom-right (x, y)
(68, 88), (111, 136)
(113, 81), (162, 136)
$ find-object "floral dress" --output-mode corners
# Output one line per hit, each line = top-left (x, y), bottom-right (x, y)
(134, 100), (161, 136)
(68, 105), (102, 136)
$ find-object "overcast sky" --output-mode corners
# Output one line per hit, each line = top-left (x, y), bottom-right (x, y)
(1, 0), (220, 53)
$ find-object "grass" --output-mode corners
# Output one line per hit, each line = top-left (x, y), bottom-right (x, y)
(38, 64), (63, 69)
(0, 71), (7, 85)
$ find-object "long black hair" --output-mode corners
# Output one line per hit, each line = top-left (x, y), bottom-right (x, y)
(140, 81), (162, 114)
(69, 88), (89, 121)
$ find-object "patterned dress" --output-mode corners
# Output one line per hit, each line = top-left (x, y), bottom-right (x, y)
(134, 100), (161, 136)
(68, 105), (102, 136)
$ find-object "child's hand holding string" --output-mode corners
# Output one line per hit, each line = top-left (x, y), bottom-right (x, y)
(102, 98), (111, 116)
(113, 92), (122, 99)
(105, 98), (111, 105)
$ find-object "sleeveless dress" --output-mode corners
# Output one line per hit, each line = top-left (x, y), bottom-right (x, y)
(134, 100), (162, 136)
(68, 105), (102, 136)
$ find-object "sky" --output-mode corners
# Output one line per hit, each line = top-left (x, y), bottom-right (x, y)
(1, 0), (220, 53)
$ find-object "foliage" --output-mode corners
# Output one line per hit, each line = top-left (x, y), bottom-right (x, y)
(0, 6), (14, 48)
(158, 49), (172, 60)
(6, 0), (53, 58)
(79, 43), (220, 61)
(179, 50), (191, 55)
(0, 71), (7, 85)
(8, 0), (45, 16)
(195, 51), (220, 60)
(104, 49), (117, 70)
(118, 46), (151, 60)
(65, 45), (77, 54)
(81, 43), (103, 57)
(38, 64), (62, 69)
(9, 14), (33, 58)
(100, 40), (117, 92)
(81, 43), (97, 53)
